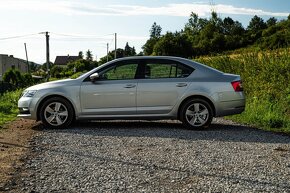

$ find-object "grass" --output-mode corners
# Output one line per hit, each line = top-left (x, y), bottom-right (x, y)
(0, 89), (23, 128)
(197, 48), (290, 133)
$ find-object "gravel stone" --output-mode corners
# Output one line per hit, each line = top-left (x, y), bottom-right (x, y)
(10, 118), (290, 192)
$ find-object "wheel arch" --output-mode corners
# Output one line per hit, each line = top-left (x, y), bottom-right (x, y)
(37, 94), (76, 121)
(177, 95), (216, 120)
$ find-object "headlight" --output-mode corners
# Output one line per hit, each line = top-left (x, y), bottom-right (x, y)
(22, 90), (37, 98)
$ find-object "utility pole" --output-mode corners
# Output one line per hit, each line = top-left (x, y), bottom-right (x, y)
(107, 43), (109, 62)
(39, 31), (50, 80)
(45, 31), (50, 81)
(114, 33), (117, 59)
(24, 43), (29, 72)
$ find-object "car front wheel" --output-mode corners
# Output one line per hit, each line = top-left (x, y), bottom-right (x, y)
(40, 97), (74, 128)
(180, 99), (213, 129)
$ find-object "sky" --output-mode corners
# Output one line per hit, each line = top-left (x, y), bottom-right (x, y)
(0, 0), (289, 64)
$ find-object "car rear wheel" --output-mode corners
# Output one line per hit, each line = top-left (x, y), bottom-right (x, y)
(40, 97), (74, 128)
(180, 98), (213, 129)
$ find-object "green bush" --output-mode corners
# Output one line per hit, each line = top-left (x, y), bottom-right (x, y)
(0, 89), (23, 127)
(3, 69), (34, 88)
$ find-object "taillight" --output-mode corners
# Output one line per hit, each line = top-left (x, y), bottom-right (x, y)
(231, 81), (243, 92)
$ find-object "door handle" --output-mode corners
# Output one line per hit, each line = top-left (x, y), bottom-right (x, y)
(124, 84), (136, 88)
(176, 83), (187, 87)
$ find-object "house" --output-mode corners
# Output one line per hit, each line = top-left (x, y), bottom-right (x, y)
(54, 55), (81, 67)
(0, 54), (28, 81)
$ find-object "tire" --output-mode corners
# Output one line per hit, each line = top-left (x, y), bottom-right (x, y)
(40, 97), (74, 129)
(180, 98), (213, 129)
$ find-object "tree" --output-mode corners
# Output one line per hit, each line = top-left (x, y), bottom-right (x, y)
(86, 50), (93, 61)
(248, 15), (267, 31)
(150, 22), (162, 38)
(221, 17), (245, 50)
(98, 48), (126, 65)
(51, 65), (64, 78)
(3, 69), (17, 84)
(142, 38), (158, 55)
(124, 42), (136, 56)
(247, 15), (267, 43)
(143, 22), (162, 55)
(153, 32), (193, 58)
(29, 62), (40, 72)
(261, 18), (290, 49)
(78, 51), (84, 59)
(185, 12), (200, 34)
(266, 17), (277, 27)
(22, 73), (34, 86)
(132, 47), (136, 56)
(2, 69), (31, 87)
(209, 11), (223, 32)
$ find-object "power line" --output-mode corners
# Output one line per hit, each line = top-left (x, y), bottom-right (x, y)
(50, 32), (114, 39)
(0, 32), (114, 41)
(49, 37), (111, 42)
(0, 33), (40, 41)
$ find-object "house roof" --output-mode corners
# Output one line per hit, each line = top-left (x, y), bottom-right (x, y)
(54, 55), (80, 65)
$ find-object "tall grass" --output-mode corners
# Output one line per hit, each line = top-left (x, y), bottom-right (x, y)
(197, 48), (290, 132)
(0, 89), (23, 127)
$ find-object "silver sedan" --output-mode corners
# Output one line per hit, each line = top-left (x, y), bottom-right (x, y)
(18, 56), (245, 129)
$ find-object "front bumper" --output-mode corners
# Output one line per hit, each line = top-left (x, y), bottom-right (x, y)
(17, 96), (38, 120)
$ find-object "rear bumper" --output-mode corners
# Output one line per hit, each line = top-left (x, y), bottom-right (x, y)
(215, 99), (245, 117)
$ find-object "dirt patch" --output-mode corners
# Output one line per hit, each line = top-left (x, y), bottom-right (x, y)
(0, 119), (40, 191)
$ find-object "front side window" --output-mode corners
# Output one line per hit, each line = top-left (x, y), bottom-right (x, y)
(99, 63), (138, 80)
(144, 60), (193, 79)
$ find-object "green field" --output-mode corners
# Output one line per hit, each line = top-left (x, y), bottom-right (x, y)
(197, 48), (290, 133)
(0, 89), (23, 128)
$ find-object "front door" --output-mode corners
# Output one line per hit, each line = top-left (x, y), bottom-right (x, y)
(80, 61), (139, 116)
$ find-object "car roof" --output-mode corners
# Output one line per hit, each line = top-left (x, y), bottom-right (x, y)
(112, 55), (188, 61)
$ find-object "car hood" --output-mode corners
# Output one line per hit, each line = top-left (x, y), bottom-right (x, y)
(26, 79), (77, 90)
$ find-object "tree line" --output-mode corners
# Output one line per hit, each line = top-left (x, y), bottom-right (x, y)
(143, 12), (290, 58)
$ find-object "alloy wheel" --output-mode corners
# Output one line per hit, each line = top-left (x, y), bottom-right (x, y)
(44, 102), (68, 126)
(185, 102), (209, 127)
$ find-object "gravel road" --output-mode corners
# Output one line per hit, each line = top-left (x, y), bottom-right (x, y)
(8, 118), (290, 193)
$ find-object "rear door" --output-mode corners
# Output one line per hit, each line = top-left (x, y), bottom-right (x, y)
(137, 59), (194, 114)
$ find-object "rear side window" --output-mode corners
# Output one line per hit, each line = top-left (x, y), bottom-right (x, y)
(144, 60), (193, 79)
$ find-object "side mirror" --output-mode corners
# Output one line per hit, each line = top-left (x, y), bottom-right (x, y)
(90, 73), (99, 81)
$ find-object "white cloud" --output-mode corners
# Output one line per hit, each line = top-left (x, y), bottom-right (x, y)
(0, 1), (288, 17)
